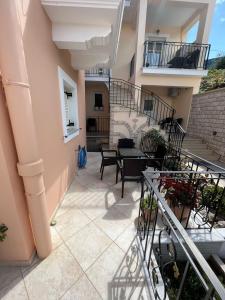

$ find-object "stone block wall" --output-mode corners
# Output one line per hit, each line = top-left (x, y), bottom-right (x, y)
(109, 105), (158, 148)
(187, 88), (225, 158)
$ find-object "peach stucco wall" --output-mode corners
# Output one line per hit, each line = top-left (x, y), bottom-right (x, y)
(16, 0), (86, 218)
(0, 0), (86, 263)
(0, 81), (34, 262)
(85, 82), (109, 117)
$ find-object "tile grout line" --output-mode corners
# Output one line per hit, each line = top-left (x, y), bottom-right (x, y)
(62, 234), (104, 300)
(20, 266), (31, 300)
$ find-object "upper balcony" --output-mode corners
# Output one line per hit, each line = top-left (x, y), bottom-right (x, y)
(143, 40), (210, 77)
(132, 0), (216, 80)
(85, 67), (110, 81)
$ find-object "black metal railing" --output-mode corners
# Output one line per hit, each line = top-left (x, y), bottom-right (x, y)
(85, 68), (110, 78)
(109, 77), (186, 149)
(137, 170), (225, 300)
(86, 116), (110, 135)
(167, 120), (186, 152)
(161, 149), (225, 230)
(110, 77), (174, 125)
(143, 41), (211, 70)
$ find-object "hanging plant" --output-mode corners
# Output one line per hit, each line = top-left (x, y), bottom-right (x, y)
(0, 224), (8, 242)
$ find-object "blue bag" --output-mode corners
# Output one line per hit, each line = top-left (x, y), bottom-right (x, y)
(78, 145), (87, 168)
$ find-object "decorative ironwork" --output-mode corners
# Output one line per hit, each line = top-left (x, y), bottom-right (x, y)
(85, 68), (110, 78)
(109, 78), (185, 149)
(86, 116), (110, 136)
(143, 41), (210, 70)
(137, 170), (225, 300)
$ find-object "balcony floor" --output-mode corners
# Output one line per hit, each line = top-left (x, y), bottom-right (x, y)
(0, 153), (151, 300)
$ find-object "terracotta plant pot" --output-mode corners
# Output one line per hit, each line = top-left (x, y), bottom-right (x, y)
(143, 208), (156, 222)
(167, 199), (190, 221)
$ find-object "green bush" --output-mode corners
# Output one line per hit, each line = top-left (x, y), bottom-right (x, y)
(143, 128), (165, 147)
(201, 185), (225, 217)
(200, 69), (225, 93)
(216, 57), (225, 69)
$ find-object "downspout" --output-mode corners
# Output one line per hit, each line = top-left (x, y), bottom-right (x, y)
(0, 0), (52, 258)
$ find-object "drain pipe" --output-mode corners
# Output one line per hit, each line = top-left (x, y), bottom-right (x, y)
(0, 0), (52, 258)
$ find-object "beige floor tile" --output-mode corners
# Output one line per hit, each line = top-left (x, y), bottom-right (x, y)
(66, 222), (112, 271)
(86, 243), (125, 299)
(1, 153), (151, 300)
(54, 195), (79, 218)
(93, 207), (132, 241)
(76, 173), (109, 191)
(115, 223), (137, 253)
(77, 190), (119, 221)
(0, 279), (28, 300)
(61, 274), (102, 300)
(108, 237), (150, 300)
(55, 207), (91, 241)
(22, 244), (83, 300)
(113, 195), (140, 222)
(54, 183), (87, 218)
(50, 226), (63, 249)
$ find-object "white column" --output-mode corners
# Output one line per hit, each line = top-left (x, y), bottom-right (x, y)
(196, 0), (216, 44)
(134, 0), (148, 84)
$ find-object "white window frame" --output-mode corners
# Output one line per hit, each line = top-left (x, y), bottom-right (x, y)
(58, 66), (79, 143)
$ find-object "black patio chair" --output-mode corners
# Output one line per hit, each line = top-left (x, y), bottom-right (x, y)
(100, 146), (119, 182)
(117, 158), (148, 198)
(117, 138), (135, 149)
(144, 144), (168, 170)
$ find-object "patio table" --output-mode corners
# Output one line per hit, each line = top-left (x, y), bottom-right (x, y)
(118, 148), (146, 158)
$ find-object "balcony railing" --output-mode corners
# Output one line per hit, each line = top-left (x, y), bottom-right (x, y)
(143, 41), (210, 70)
(137, 169), (225, 300)
(85, 68), (110, 78)
(86, 116), (110, 136)
(162, 149), (225, 230)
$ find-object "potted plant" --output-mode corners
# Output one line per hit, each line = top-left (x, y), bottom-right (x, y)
(162, 177), (199, 221)
(141, 195), (158, 221)
(0, 223), (8, 242)
(141, 128), (166, 153)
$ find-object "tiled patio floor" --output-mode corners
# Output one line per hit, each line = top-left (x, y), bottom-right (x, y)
(0, 153), (150, 300)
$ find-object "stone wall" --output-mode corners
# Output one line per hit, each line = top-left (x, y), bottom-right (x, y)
(109, 104), (159, 148)
(187, 88), (225, 158)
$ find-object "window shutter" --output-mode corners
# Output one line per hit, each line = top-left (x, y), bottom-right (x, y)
(64, 94), (69, 128)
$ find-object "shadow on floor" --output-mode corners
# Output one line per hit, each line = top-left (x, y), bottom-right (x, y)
(108, 236), (150, 300)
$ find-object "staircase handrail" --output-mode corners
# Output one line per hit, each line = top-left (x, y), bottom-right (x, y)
(110, 77), (174, 111)
(109, 77), (186, 149)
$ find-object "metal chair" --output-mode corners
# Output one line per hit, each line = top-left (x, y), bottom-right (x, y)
(144, 144), (167, 170)
(117, 158), (148, 198)
(117, 138), (135, 149)
(100, 146), (119, 182)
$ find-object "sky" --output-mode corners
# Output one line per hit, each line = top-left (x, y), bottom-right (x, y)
(187, 0), (225, 58)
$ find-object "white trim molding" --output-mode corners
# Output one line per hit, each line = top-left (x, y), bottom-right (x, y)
(58, 66), (80, 143)
(142, 67), (208, 77)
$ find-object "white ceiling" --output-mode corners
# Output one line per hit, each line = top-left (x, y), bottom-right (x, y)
(43, 6), (117, 25)
(147, 0), (204, 28)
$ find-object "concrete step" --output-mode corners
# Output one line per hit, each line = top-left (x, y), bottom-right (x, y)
(183, 135), (220, 163)
(183, 143), (207, 149)
(183, 139), (204, 145)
